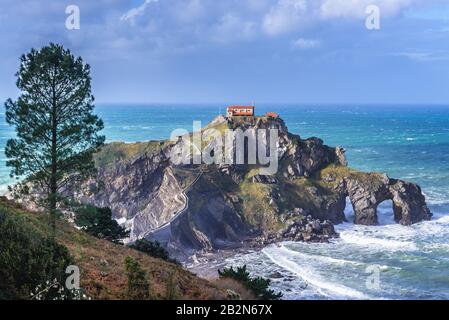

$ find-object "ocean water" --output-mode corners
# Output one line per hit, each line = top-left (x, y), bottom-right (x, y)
(1, 104), (449, 299)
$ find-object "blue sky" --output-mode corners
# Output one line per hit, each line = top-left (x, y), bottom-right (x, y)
(1, 0), (449, 104)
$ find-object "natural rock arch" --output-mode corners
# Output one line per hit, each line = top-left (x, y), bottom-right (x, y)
(376, 199), (394, 224)
(344, 174), (432, 226)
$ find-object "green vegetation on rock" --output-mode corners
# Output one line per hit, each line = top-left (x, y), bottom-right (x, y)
(95, 141), (163, 169)
(238, 179), (281, 232)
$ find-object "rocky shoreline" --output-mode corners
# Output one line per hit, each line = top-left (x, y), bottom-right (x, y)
(247, 215), (339, 248)
(186, 213), (339, 278)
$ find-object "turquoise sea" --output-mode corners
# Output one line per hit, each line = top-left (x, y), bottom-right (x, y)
(2, 104), (449, 299)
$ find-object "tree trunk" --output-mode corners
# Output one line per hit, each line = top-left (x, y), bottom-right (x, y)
(50, 76), (58, 235)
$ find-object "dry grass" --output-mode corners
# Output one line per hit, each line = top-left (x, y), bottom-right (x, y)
(56, 221), (226, 300)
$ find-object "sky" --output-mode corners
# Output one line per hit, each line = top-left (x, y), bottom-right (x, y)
(1, 0), (449, 104)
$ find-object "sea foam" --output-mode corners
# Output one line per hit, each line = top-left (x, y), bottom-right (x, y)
(262, 245), (370, 299)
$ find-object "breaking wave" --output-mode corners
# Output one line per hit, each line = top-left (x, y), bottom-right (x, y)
(262, 245), (370, 299)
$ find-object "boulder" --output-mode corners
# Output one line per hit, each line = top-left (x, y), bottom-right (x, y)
(281, 217), (338, 243)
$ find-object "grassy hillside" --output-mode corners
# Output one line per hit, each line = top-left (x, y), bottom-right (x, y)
(0, 197), (252, 300)
(0, 199), (72, 299)
(94, 141), (165, 169)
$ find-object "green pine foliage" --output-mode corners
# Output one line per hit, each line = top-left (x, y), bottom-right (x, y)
(74, 205), (129, 244)
(218, 265), (283, 300)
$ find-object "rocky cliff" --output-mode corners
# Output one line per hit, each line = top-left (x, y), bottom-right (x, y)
(14, 115), (432, 258)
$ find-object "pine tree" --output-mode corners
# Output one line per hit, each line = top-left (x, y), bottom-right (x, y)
(5, 44), (105, 231)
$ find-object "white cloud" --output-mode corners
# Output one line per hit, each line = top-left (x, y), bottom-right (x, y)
(393, 50), (449, 62)
(291, 38), (321, 49)
(120, 0), (159, 22)
(261, 0), (427, 36)
(172, 0), (206, 23)
(263, 0), (308, 36)
(118, 0), (437, 47)
(320, 0), (420, 19)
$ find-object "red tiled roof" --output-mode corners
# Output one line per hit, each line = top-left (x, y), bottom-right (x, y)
(266, 112), (279, 118)
(227, 106), (254, 109)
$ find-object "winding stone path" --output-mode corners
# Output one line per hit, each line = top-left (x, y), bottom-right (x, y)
(143, 169), (203, 242)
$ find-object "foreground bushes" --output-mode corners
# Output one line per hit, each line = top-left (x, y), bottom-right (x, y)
(218, 265), (282, 300)
(124, 256), (151, 300)
(0, 206), (73, 300)
(129, 239), (179, 264)
(74, 205), (129, 244)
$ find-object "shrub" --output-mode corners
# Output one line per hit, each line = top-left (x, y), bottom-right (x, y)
(30, 280), (90, 300)
(124, 256), (150, 300)
(164, 272), (179, 300)
(74, 205), (129, 244)
(129, 239), (179, 264)
(218, 265), (282, 300)
(0, 207), (73, 300)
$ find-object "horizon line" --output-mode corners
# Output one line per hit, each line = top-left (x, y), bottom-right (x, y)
(94, 102), (449, 107)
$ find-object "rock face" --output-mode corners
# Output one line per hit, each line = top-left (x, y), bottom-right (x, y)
(319, 169), (432, 226)
(345, 176), (431, 226)
(281, 216), (338, 243)
(247, 214), (339, 248)
(282, 136), (345, 178)
(168, 176), (251, 256)
(11, 115), (432, 257)
(69, 149), (187, 240)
